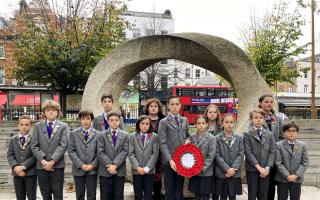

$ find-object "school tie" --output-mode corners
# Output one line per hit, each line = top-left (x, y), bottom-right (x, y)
(47, 122), (53, 139)
(174, 116), (180, 126)
(104, 117), (109, 130)
(83, 130), (89, 141)
(141, 134), (146, 146)
(265, 114), (272, 131)
(19, 136), (26, 146)
(112, 131), (117, 146)
(257, 129), (263, 141)
(289, 143), (294, 151)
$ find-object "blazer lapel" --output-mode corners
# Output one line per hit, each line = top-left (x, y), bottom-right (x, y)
(283, 140), (293, 155)
(115, 131), (124, 151)
(261, 128), (267, 144)
(136, 133), (144, 149)
(167, 115), (179, 130)
(105, 129), (114, 149)
(76, 128), (86, 144)
(198, 133), (208, 147)
(41, 121), (50, 142)
(86, 130), (96, 144)
(144, 133), (153, 148)
(49, 120), (61, 142)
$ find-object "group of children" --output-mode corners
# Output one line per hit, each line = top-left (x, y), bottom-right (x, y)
(7, 94), (309, 200)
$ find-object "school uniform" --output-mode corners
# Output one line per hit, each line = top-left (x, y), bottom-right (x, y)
(7, 133), (37, 200)
(188, 132), (216, 200)
(97, 128), (129, 200)
(215, 131), (244, 200)
(243, 126), (276, 200)
(92, 113), (125, 131)
(128, 132), (159, 200)
(275, 139), (309, 200)
(68, 127), (100, 200)
(31, 119), (68, 200)
(158, 114), (190, 200)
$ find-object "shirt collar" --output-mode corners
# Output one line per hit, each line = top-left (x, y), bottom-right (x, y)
(82, 127), (92, 133)
(169, 113), (179, 119)
(18, 132), (29, 138)
(110, 128), (119, 135)
(47, 119), (57, 126)
(253, 126), (262, 131)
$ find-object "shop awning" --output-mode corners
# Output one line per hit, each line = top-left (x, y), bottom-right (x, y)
(12, 94), (40, 106)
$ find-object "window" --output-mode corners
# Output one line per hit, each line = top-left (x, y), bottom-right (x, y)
(288, 87), (292, 93)
(0, 67), (4, 84)
(185, 68), (190, 78)
(205, 70), (209, 75)
(0, 44), (4, 58)
(195, 69), (200, 78)
(161, 30), (168, 35)
(304, 85), (308, 93)
(132, 28), (141, 38)
(161, 76), (168, 90)
(146, 29), (155, 36)
(174, 68), (178, 78)
(304, 72), (308, 78)
(0, 18), (4, 30)
(160, 59), (167, 64)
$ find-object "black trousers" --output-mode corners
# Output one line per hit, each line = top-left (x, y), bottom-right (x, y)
(13, 175), (37, 200)
(100, 175), (125, 200)
(37, 168), (64, 200)
(220, 195), (236, 200)
(195, 193), (210, 200)
(246, 171), (270, 200)
(267, 168), (277, 200)
(163, 165), (184, 200)
(133, 174), (154, 200)
(277, 182), (301, 200)
(153, 177), (162, 200)
(74, 174), (97, 200)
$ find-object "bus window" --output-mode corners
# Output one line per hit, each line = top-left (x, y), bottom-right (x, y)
(183, 105), (190, 111)
(218, 105), (227, 113)
(208, 89), (215, 96)
(215, 89), (228, 97)
(195, 89), (207, 96)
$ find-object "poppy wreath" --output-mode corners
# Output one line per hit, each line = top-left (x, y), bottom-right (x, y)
(173, 143), (204, 177)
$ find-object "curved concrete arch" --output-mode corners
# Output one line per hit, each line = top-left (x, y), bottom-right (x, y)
(82, 32), (273, 132)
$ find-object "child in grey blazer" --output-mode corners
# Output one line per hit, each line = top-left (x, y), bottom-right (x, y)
(188, 116), (216, 200)
(31, 100), (68, 200)
(68, 110), (100, 200)
(275, 122), (309, 200)
(129, 115), (159, 200)
(97, 112), (129, 200)
(7, 115), (37, 200)
(215, 114), (243, 200)
(92, 94), (125, 131)
(244, 108), (276, 200)
(158, 96), (190, 200)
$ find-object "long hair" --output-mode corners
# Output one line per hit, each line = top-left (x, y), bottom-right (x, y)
(204, 104), (222, 129)
(258, 94), (275, 114)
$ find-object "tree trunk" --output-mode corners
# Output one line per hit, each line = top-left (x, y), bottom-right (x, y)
(59, 91), (67, 118)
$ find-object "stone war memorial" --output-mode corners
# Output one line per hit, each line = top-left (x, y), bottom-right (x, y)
(82, 32), (273, 132)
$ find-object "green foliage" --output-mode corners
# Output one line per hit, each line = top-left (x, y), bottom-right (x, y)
(14, 0), (129, 94)
(242, 0), (309, 87)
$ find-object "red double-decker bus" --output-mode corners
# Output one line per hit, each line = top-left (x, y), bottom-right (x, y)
(168, 86), (235, 124)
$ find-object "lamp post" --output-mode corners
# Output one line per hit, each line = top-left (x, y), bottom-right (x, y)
(311, 0), (317, 119)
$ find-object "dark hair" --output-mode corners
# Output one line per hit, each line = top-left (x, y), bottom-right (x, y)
(204, 104), (222, 128)
(258, 94), (275, 114)
(135, 115), (152, 133)
(167, 96), (180, 105)
(195, 115), (208, 124)
(101, 94), (114, 103)
(250, 108), (266, 119)
(18, 115), (32, 124)
(78, 110), (94, 121)
(221, 113), (234, 123)
(282, 121), (299, 133)
(144, 98), (165, 119)
(107, 112), (121, 120)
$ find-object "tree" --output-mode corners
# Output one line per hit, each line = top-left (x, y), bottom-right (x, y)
(241, 0), (309, 87)
(13, 0), (129, 115)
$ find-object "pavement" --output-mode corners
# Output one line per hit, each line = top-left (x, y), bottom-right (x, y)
(1, 183), (320, 200)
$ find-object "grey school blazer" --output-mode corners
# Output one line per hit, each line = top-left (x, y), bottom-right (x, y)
(275, 139), (309, 183)
(31, 120), (68, 169)
(158, 115), (190, 165)
(7, 134), (36, 176)
(68, 127), (100, 176)
(190, 132), (216, 176)
(243, 126), (276, 172)
(215, 131), (244, 179)
(128, 132), (159, 175)
(97, 128), (129, 177)
(92, 114), (125, 131)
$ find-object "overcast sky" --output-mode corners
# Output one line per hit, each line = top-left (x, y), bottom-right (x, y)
(1, 0), (319, 54)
